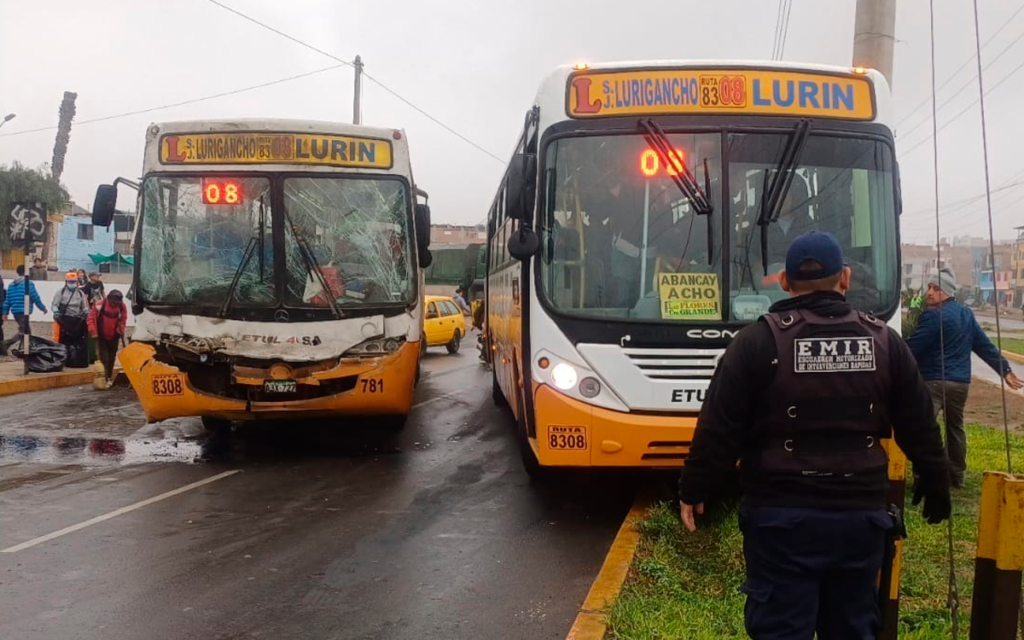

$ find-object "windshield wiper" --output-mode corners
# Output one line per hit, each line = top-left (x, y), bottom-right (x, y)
(639, 119), (715, 265)
(756, 119), (811, 275)
(219, 196), (267, 318)
(282, 208), (343, 320)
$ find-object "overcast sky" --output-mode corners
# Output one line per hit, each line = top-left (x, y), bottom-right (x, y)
(2, 0), (1023, 245)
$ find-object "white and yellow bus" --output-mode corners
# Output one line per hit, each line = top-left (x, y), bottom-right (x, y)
(92, 119), (432, 429)
(487, 61), (902, 475)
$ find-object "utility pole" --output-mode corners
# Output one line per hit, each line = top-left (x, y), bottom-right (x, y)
(353, 55), (363, 125)
(853, 0), (897, 86)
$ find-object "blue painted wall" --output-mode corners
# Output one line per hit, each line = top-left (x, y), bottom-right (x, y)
(56, 217), (115, 273)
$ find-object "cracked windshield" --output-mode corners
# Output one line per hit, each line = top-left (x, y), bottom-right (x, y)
(283, 177), (412, 307)
(541, 133), (723, 322)
(139, 175), (275, 307)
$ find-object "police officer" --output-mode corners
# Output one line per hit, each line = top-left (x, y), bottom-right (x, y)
(679, 231), (951, 639)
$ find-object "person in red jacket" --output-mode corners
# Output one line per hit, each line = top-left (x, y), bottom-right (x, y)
(88, 289), (127, 389)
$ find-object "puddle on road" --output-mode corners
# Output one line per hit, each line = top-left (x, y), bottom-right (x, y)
(0, 418), (410, 467)
(0, 432), (206, 465)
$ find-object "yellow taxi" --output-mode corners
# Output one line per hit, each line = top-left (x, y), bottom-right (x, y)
(423, 295), (467, 354)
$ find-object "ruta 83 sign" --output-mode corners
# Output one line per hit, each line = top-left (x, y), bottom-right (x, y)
(8, 202), (47, 243)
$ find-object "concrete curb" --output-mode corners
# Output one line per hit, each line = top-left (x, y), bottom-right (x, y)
(565, 495), (649, 640)
(0, 370), (95, 397)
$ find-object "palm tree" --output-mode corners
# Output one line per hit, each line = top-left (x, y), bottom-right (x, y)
(50, 91), (77, 184)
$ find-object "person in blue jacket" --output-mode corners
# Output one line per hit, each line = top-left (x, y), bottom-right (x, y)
(2, 264), (47, 353)
(906, 268), (1023, 487)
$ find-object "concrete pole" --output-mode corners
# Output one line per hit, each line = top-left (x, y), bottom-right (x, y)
(853, 0), (897, 87)
(353, 55), (364, 125)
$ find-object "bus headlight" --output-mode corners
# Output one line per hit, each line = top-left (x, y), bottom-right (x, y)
(550, 362), (578, 390)
(578, 377), (601, 398)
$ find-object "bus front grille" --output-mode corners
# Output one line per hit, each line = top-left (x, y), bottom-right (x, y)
(622, 348), (724, 381)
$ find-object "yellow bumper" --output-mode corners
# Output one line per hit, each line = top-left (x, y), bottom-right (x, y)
(119, 341), (419, 423)
(531, 384), (697, 468)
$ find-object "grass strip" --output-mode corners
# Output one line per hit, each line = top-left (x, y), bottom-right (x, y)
(607, 424), (1024, 640)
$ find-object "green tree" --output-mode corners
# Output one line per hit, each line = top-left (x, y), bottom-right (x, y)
(0, 162), (70, 250)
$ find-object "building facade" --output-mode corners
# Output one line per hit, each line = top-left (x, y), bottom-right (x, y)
(430, 224), (486, 245)
(56, 216), (115, 273)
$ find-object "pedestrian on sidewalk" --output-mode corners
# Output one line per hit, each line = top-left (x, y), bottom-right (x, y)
(83, 272), (106, 307)
(51, 271), (90, 368)
(76, 269), (87, 288)
(0, 270), (5, 354)
(2, 265), (47, 354)
(679, 232), (950, 639)
(29, 258), (47, 281)
(88, 288), (126, 388)
(906, 268), (1024, 488)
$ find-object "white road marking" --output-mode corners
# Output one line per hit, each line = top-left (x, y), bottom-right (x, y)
(411, 391), (463, 409)
(1, 469), (241, 553)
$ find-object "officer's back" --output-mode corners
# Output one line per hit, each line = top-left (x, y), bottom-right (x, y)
(679, 231), (951, 640)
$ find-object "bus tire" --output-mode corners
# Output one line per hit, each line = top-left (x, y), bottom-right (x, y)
(202, 416), (231, 433)
(381, 414), (408, 433)
(492, 366), (508, 408)
(515, 380), (549, 481)
(446, 330), (461, 354)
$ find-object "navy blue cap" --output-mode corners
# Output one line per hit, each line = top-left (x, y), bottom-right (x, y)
(785, 231), (844, 281)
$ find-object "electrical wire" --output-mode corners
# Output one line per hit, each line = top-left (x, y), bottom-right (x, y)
(777, 0), (794, 60)
(926, 2), (961, 636)
(771, 0), (785, 60)
(0, 64), (346, 138)
(894, 3), (1024, 128)
(898, 56), (1024, 159)
(204, 0), (504, 164)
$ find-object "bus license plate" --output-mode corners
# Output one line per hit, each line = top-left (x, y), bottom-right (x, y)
(547, 425), (587, 450)
(264, 380), (297, 394)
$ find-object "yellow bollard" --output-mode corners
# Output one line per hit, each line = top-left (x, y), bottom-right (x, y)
(970, 472), (1024, 640)
(879, 439), (907, 640)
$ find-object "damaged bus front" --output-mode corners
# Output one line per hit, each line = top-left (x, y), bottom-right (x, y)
(91, 120), (432, 428)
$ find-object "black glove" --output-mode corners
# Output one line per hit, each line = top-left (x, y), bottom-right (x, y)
(912, 471), (952, 524)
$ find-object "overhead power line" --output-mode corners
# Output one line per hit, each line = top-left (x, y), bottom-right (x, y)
(898, 56), (1024, 158)
(778, 0), (794, 60)
(896, 21), (1024, 139)
(204, 0), (504, 164)
(894, 3), (1024, 128)
(0, 64), (346, 138)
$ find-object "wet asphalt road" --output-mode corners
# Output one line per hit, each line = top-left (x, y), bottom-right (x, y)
(0, 337), (639, 640)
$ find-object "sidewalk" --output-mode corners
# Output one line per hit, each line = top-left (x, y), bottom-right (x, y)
(0, 359), (96, 397)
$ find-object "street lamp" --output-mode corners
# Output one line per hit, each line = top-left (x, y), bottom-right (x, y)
(0, 113), (15, 129)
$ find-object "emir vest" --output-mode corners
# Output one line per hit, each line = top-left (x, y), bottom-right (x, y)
(757, 308), (891, 478)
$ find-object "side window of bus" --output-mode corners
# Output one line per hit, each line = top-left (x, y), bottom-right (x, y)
(427, 302), (439, 319)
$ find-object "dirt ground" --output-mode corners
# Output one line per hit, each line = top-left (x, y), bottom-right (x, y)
(965, 378), (1024, 431)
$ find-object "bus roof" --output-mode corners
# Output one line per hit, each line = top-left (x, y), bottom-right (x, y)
(142, 118), (412, 176)
(532, 59), (892, 133)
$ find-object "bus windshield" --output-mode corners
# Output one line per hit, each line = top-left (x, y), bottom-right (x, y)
(540, 133), (724, 322)
(282, 177), (413, 307)
(539, 131), (898, 323)
(138, 175), (414, 309)
(139, 175), (276, 308)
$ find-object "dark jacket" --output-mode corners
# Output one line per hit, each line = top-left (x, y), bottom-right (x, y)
(679, 291), (948, 510)
(906, 298), (1012, 383)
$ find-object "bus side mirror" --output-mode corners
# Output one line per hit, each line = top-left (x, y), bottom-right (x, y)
(415, 203), (432, 268)
(505, 153), (537, 223)
(508, 227), (540, 261)
(92, 184), (117, 228)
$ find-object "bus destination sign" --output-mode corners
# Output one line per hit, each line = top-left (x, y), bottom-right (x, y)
(159, 132), (393, 168)
(568, 69), (875, 120)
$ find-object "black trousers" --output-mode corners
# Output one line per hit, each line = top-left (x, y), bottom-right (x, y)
(3, 314), (31, 350)
(97, 337), (119, 381)
(739, 505), (893, 639)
